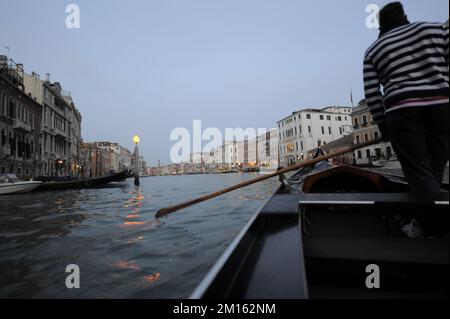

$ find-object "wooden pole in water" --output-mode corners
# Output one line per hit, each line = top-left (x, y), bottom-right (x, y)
(155, 138), (382, 218)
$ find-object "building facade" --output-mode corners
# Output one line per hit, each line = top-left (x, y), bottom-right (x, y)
(351, 100), (395, 165)
(277, 106), (352, 166)
(0, 56), (43, 179)
(62, 92), (82, 176)
(81, 141), (133, 177)
(24, 71), (82, 177)
(256, 129), (279, 167)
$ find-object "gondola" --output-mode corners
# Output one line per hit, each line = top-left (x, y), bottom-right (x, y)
(190, 161), (449, 299)
(34, 170), (130, 191)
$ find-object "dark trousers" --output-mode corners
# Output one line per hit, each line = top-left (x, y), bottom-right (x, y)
(385, 104), (449, 197)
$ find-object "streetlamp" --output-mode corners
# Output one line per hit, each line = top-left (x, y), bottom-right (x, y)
(133, 135), (140, 186)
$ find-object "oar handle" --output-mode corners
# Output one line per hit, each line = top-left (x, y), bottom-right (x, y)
(155, 138), (382, 218)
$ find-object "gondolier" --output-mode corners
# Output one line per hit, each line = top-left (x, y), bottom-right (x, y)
(363, 2), (449, 198)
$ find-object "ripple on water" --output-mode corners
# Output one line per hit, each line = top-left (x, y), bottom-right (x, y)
(0, 174), (279, 298)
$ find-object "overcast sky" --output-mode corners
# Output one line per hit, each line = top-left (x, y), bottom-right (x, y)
(1, 0), (448, 165)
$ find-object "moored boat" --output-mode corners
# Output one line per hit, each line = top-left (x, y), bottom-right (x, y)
(0, 174), (42, 195)
(34, 170), (130, 191)
(190, 162), (449, 299)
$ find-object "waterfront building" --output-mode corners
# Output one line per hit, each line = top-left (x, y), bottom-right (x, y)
(256, 129), (279, 167)
(80, 142), (112, 177)
(277, 106), (352, 166)
(0, 56), (43, 179)
(91, 141), (132, 172)
(24, 71), (82, 176)
(351, 99), (395, 165)
(81, 141), (134, 176)
(62, 92), (82, 176)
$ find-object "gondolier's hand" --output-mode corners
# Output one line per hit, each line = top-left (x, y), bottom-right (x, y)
(377, 121), (390, 142)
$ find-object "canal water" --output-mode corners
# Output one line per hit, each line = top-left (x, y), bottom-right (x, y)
(0, 173), (279, 298)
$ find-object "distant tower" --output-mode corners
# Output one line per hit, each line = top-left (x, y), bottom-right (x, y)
(157, 160), (160, 167)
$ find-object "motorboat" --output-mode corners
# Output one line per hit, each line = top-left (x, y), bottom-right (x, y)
(0, 174), (42, 195)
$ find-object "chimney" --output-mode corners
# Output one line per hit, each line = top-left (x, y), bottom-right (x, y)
(45, 73), (50, 82)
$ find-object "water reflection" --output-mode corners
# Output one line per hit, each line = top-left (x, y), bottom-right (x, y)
(144, 273), (161, 284)
(0, 174), (279, 298)
(122, 187), (145, 226)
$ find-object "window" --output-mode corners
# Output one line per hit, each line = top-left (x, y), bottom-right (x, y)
(328, 127), (331, 135)
(356, 135), (360, 143)
(354, 118), (359, 127)
(374, 131), (379, 139)
(320, 115), (324, 120)
(308, 126), (311, 133)
(300, 140), (304, 150)
(327, 115), (331, 120)
(1, 129), (5, 146)
(287, 143), (295, 153)
(306, 114), (311, 119)
(364, 133), (369, 142)
(366, 149), (371, 158)
(363, 115), (368, 125)
(357, 150), (362, 159)
(337, 116), (342, 121)
(321, 126), (325, 134)
(339, 127), (342, 135)
(299, 125), (302, 134)
(8, 97), (15, 118)
(1, 92), (6, 116)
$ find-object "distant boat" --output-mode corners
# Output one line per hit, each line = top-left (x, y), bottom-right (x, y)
(259, 162), (279, 175)
(240, 164), (260, 173)
(0, 174), (42, 195)
(34, 170), (129, 191)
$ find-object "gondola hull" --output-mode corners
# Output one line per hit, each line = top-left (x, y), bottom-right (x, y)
(34, 170), (130, 191)
(190, 163), (449, 299)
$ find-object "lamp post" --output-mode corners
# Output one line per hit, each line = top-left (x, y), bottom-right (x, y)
(133, 135), (140, 186)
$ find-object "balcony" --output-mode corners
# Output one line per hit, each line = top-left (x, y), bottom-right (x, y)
(13, 119), (31, 132)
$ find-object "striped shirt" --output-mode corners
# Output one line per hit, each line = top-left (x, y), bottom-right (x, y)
(364, 22), (449, 123)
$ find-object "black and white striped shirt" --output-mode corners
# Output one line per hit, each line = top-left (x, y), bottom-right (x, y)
(364, 22), (449, 123)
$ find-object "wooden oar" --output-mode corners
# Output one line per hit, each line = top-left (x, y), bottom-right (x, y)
(155, 138), (382, 218)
